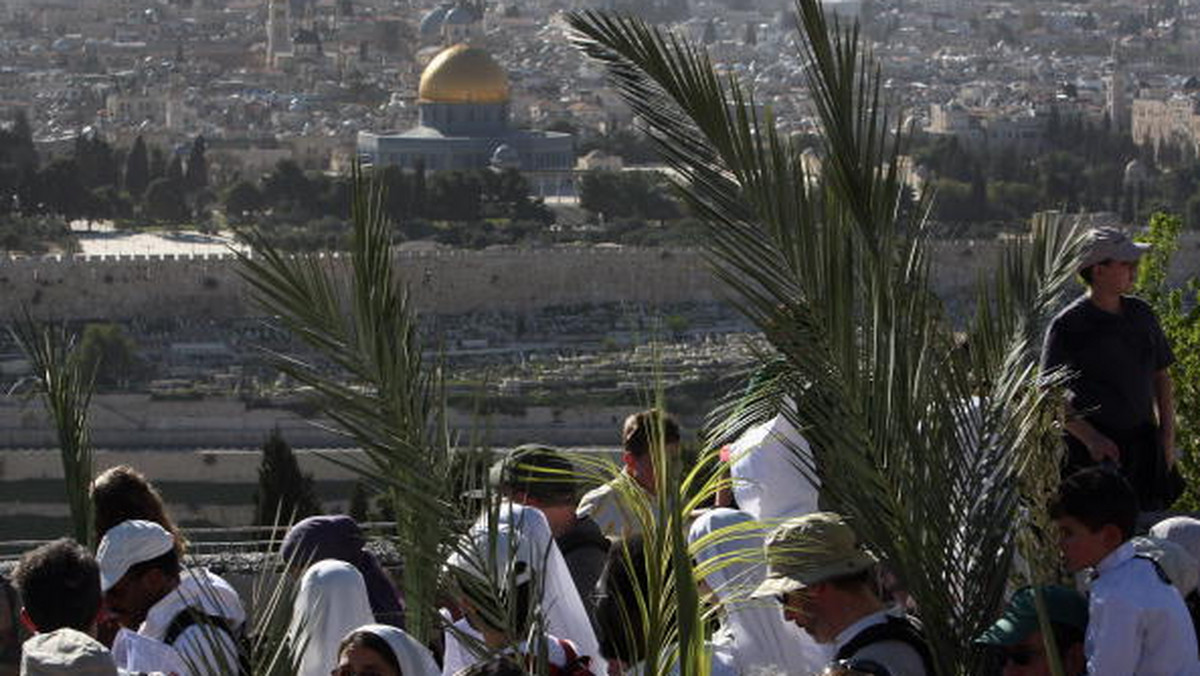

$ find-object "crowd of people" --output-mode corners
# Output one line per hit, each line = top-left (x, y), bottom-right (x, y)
(1, 226), (1197, 676)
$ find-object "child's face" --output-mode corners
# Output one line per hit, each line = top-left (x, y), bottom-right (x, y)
(1056, 515), (1118, 572)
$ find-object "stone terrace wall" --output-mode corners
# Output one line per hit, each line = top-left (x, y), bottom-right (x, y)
(1, 235), (1197, 321)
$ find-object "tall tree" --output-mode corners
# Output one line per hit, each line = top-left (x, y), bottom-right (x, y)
(185, 135), (208, 192)
(77, 323), (140, 389)
(144, 177), (188, 222)
(254, 428), (322, 525)
(124, 136), (149, 198)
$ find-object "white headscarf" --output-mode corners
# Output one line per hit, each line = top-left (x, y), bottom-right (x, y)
(688, 509), (827, 675)
(344, 624), (440, 676)
(727, 408), (820, 524)
(289, 559), (375, 676)
(442, 502), (602, 676)
(1151, 517), (1200, 569)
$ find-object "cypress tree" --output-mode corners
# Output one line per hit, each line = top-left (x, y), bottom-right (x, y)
(124, 136), (149, 198)
(184, 135), (208, 191)
(254, 428), (322, 525)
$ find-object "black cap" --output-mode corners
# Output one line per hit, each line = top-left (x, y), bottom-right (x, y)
(489, 444), (579, 501)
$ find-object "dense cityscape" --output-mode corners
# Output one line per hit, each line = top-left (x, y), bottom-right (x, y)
(1, 0), (1200, 674)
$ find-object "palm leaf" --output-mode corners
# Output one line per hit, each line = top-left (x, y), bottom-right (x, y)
(10, 315), (96, 548)
(569, 4), (1083, 672)
(236, 166), (455, 642)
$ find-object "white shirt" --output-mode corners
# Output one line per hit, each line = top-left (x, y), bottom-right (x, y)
(1086, 542), (1200, 676)
(576, 472), (646, 539)
(139, 569), (247, 676)
(831, 608), (928, 676)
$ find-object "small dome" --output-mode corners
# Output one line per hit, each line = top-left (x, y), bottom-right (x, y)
(418, 43), (509, 104)
(444, 3), (479, 24)
(491, 144), (520, 170)
(419, 4), (451, 35)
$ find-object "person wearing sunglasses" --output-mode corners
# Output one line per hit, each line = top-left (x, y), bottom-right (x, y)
(751, 513), (934, 676)
(975, 586), (1088, 676)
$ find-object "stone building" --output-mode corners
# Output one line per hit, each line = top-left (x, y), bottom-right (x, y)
(356, 43), (574, 174)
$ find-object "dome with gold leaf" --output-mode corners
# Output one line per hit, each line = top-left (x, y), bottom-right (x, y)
(418, 43), (509, 104)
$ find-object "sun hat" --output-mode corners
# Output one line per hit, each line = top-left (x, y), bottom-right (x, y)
(1078, 227), (1150, 270)
(96, 519), (174, 592)
(751, 512), (877, 598)
(975, 585), (1088, 646)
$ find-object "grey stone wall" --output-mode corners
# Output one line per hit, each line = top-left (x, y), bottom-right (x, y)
(1, 235), (1197, 321)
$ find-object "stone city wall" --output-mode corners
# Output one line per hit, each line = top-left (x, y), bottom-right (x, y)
(0, 236), (1198, 321)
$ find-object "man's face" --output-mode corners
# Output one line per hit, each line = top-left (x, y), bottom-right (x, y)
(1055, 515), (1114, 572)
(780, 585), (834, 643)
(1090, 258), (1138, 295)
(104, 568), (169, 629)
(623, 442), (679, 495)
(1000, 630), (1085, 676)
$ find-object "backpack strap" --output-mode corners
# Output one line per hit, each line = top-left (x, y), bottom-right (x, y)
(834, 615), (937, 676)
(1134, 553), (1174, 587)
(163, 608), (251, 676)
(163, 608), (236, 646)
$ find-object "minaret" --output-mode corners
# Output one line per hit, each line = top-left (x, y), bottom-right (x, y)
(1108, 41), (1129, 132)
(266, 0), (292, 68)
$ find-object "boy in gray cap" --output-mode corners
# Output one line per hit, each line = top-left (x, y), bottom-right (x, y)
(752, 512), (932, 676)
(1040, 226), (1176, 509)
(11, 539), (118, 676)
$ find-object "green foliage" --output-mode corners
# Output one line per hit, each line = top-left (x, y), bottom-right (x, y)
(124, 136), (150, 199)
(1135, 212), (1200, 509)
(570, 2), (1083, 673)
(580, 170), (682, 221)
(0, 215), (76, 254)
(10, 318), (96, 548)
(238, 167), (456, 642)
(224, 181), (265, 223)
(253, 428), (322, 525)
(145, 177), (189, 223)
(77, 323), (142, 389)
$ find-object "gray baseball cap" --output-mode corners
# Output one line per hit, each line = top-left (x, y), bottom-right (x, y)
(1079, 227), (1150, 270)
(751, 512), (878, 598)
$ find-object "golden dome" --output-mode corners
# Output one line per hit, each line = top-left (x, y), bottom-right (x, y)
(418, 43), (509, 104)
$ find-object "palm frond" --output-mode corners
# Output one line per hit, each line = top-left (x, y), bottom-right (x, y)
(236, 166), (455, 642)
(569, 3), (1082, 672)
(10, 315), (96, 548)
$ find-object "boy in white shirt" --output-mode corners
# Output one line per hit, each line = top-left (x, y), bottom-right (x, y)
(1051, 467), (1200, 676)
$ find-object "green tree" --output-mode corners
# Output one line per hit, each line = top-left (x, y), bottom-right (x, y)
(124, 136), (150, 199)
(185, 135), (208, 192)
(144, 177), (188, 222)
(571, 4), (1083, 672)
(77, 323), (141, 389)
(1136, 213), (1200, 509)
(223, 180), (263, 222)
(254, 428), (322, 525)
(74, 134), (118, 190)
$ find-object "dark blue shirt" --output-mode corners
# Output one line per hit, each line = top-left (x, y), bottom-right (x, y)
(1041, 294), (1174, 431)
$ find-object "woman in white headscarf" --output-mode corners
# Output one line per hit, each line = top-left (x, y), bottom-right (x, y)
(688, 508), (826, 675)
(289, 559), (376, 676)
(725, 407), (820, 524)
(335, 624), (440, 676)
(442, 502), (602, 676)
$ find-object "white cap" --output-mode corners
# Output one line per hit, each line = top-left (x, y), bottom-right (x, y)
(96, 520), (175, 592)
